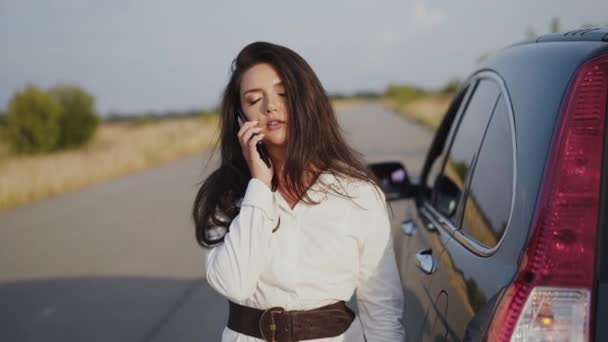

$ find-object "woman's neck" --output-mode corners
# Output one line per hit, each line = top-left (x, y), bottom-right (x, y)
(266, 145), (322, 196)
(267, 145), (287, 173)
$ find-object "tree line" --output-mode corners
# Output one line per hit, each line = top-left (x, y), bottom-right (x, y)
(1, 85), (99, 154)
(0, 84), (219, 155)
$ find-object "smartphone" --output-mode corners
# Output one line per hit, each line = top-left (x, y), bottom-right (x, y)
(237, 109), (271, 168)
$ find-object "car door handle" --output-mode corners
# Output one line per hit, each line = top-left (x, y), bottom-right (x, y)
(400, 220), (417, 236)
(415, 249), (437, 274)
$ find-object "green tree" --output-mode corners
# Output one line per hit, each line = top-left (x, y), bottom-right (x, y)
(6, 85), (62, 153)
(49, 84), (99, 149)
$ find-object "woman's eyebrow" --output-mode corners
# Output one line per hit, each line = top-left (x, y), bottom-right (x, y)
(243, 81), (284, 96)
(243, 88), (262, 96)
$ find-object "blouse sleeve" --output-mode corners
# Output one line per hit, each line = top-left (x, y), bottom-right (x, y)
(355, 184), (406, 341)
(203, 178), (278, 302)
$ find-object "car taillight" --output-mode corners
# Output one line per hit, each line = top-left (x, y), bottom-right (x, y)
(487, 54), (608, 341)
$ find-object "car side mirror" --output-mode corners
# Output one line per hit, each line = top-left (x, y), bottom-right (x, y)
(368, 161), (417, 200)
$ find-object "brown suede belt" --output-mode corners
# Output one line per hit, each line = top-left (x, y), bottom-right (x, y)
(227, 300), (355, 342)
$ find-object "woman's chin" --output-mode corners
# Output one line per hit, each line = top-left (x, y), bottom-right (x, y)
(264, 133), (287, 147)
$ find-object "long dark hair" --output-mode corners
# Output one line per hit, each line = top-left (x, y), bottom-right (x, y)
(193, 41), (378, 248)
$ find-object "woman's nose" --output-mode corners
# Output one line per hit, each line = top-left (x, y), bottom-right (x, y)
(265, 96), (279, 113)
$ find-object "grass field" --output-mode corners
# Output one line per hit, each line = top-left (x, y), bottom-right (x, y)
(0, 115), (218, 211)
(0, 99), (368, 212)
(389, 93), (453, 130)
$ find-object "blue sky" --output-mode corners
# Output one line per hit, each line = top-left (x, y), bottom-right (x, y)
(1, 0), (607, 115)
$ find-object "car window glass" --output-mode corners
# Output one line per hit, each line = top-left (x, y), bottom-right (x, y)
(424, 86), (472, 192)
(461, 96), (513, 247)
(432, 79), (500, 221)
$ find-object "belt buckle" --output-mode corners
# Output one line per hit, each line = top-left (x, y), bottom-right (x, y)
(259, 306), (286, 342)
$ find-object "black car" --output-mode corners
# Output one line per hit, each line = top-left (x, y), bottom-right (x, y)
(370, 28), (608, 341)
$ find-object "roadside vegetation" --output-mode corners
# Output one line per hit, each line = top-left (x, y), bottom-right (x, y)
(384, 80), (459, 130)
(0, 82), (452, 212)
(0, 85), (369, 212)
(0, 84), (219, 211)
(0, 115), (218, 212)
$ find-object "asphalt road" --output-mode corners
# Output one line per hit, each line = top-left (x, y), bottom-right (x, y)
(0, 103), (434, 342)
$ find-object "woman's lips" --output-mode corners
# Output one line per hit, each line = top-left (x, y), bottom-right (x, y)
(266, 120), (285, 131)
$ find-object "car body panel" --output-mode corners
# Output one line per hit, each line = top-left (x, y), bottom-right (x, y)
(394, 37), (608, 341)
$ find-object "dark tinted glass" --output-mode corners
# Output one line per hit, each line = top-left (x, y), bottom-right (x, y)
(433, 79), (500, 221)
(461, 96), (513, 247)
(425, 88), (471, 191)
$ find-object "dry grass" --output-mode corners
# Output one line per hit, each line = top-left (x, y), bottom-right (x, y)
(0, 98), (380, 212)
(391, 94), (453, 130)
(0, 116), (219, 211)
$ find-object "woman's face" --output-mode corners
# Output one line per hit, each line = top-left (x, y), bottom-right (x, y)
(239, 63), (289, 148)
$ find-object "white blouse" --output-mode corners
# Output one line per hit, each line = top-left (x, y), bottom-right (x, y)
(202, 172), (406, 341)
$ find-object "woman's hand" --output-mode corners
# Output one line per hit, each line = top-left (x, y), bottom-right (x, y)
(237, 120), (273, 189)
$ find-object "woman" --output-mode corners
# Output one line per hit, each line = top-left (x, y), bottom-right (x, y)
(193, 42), (405, 341)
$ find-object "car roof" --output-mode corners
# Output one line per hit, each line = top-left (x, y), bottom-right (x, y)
(536, 27), (608, 43)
